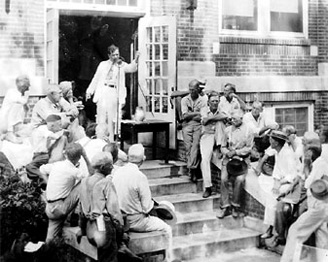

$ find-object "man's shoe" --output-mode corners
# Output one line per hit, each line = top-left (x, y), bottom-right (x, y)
(272, 237), (286, 247)
(216, 207), (229, 219)
(118, 243), (142, 262)
(231, 207), (239, 218)
(202, 187), (212, 198)
(260, 227), (273, 239)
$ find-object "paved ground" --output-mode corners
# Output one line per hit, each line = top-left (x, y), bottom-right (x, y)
(186, 247), (281, 262)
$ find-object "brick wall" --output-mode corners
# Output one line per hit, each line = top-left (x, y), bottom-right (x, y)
(0, 0), (45, 75)
(151, 0), (327, 77)
(317, 0), (328, 62)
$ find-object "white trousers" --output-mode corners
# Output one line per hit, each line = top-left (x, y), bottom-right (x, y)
(96, 87), (119, 142)
(200, 133), (215, 188)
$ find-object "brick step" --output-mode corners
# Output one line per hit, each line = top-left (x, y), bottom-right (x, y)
(185, 247), (280, 262)
(173, 210), (244, 237)
(153, 192), (221, 213)
(149, 176), (202, 197)
(140, 160), (187, 180)
(172, 227), (261, 261)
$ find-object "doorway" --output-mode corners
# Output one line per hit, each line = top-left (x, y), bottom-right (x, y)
(58, 15), (138, 122)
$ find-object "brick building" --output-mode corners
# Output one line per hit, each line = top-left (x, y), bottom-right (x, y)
(0, 0), (328, 145)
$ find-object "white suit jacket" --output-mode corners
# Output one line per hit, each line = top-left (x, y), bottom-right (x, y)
(86, 59), (138, 105)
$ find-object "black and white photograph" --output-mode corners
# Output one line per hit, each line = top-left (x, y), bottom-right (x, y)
(1, 0), (328, 261)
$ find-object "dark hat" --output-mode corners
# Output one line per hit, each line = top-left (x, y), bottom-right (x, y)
(227, 157), (248, 177)
(46, 114), (61, 122)
(269, 130), (288, 142)
(153, 200), (177, 226)
(310, 176), (328, 200)
(261, 155), (275, 176)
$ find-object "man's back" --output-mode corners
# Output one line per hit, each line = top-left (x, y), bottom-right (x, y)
(112, 162), (153, 216)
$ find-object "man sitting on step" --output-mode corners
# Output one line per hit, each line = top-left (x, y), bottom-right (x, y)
(217, 109), (254, 219)
(112, 144), (175, 261)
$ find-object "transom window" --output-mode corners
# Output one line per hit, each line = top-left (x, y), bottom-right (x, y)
(219, 0), (307, 37)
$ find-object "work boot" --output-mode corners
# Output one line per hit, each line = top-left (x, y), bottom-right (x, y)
(216, 207), (229, 219)
(231, 207), (239, 218)
(260, 226), (273, 239)
(202, 187), (212, 198)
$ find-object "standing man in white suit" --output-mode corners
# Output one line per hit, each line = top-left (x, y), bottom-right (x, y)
(86, 44), (139, 141)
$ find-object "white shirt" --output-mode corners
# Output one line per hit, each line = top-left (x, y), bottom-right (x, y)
(0, 88), (28, 132)
(31, 125), (63, 154)
(272, 143), (301, 183)
(243, 111), (277, 136)
(218, 96), (240, 118)
(42, 159), (83, 201)
(112, 162), (154, 215)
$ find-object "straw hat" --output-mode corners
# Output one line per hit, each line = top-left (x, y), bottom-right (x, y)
(153, 200), (177, 226)
(310, 176), (328, 200)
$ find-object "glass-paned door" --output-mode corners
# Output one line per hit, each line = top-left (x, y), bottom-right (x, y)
(138, 16), (177, 148)
(46, 9), (59, 84)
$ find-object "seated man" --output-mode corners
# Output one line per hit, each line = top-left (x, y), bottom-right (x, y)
(102, 142), (128, 172)
(31, 84), (78, 129)
(77, 123), (108, 177)
(41, 143), (91, 243)
(274, 145), (321, 246)
(78, 152), (141, 262)
(181, 79), (207, 182)
(243, 101), (278, 159)
(0, 75), (31, 143)
(217, 109), (254, 219)
(200, 91), (227, 198)
(112, 144), (174, 261)
(26, 114), (68, 185)
(281, 174), (328, 262)
(257, 130), (302, 240)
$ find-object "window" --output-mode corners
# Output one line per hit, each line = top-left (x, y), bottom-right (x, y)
(265, 103), (313, 136)
(222, 0), (258, 31)
(219, 0), (308, 37)
(270, 0), (303, 32)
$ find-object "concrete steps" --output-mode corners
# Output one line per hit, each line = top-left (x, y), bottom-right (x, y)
(64, 160), (277, 261)
(173, 210), (244, 237)
(149, 176), (202, 197)
(172, 227), (260, 261)
(140, 160), (187, 180)
(154, 192), (220, 213)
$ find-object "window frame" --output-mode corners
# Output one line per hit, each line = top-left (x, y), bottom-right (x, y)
(264, 102), (314, 135)
(218, 0), (308, 39)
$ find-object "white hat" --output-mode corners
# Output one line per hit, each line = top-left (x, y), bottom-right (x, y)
(153, 200), (177, 226)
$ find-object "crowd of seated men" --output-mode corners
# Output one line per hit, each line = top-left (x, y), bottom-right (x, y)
(0, 76), (179, 262)
(173, 78), (328, 256)
(1, 76), (327, 261)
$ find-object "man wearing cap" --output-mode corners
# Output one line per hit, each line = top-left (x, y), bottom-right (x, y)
(281, 153), (328, 262)
(217, 109), (254, 218)
(26, 114), (68, 185)
(112, 144), (173, 260)
(86, 45), (140, 142)
(181, 79), (208, 182)
(41, 143), (91, 243)
(258, 130), (302, 240)
(0, 75), (30, 143)
(200, 91), (228, 198)
(31, 84), (78, 129)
